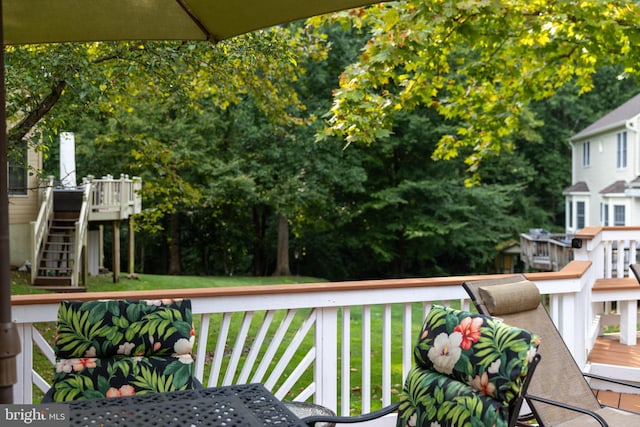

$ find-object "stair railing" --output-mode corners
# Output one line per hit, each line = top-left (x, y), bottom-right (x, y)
(71, 180), (92, 287)
(29, 177), (55, 284)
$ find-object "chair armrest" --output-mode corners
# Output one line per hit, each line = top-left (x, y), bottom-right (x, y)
(525, 394), (608, 427)
(302, 402), (400, 426)
(583, 373), (640, 390)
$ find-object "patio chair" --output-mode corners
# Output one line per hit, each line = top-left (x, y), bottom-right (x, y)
(42, 298), (197, 402)
(463, 275), (640, 426)
(304, 304), (541, 427)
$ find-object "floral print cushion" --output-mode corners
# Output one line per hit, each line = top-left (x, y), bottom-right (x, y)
(51, 354), (195, 402)
(50, 299), (196, 402)
(398, 366), (509, 427)
(414, 305), (539, 403)
(55, 299), (194, 359)
(396, 305), (540, 427)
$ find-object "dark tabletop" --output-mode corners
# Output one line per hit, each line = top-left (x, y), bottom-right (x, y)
(68, 383), (308, 426)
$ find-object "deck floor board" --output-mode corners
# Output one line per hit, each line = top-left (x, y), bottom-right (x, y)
(589, 333), (640, 413)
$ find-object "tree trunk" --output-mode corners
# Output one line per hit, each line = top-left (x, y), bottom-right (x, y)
(168, 213), (181, 275)
(252, 205), (268, 276)
(272, 212), (291, 276)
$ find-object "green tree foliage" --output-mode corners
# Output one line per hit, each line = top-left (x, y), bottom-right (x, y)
(9, 4), (640, 279)
(312, 0), (640, 183)
(328, 109), (523, 278)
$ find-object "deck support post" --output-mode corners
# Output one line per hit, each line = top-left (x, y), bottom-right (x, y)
(112, 220), (120, 283)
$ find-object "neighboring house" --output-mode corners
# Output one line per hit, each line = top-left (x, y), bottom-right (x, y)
(565, 92), (640, 234)
(8, 142), (43, 268)
(8, 134), (142, 289)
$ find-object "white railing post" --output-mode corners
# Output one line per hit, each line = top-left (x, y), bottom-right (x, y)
(314, 307), (338, 411)
(119, 174), (128, 217)
(13, 323), (32, 404)
(560, 294), (575, 347)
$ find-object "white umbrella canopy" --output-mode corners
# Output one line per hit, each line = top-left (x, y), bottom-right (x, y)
(0, 0), (387, 404)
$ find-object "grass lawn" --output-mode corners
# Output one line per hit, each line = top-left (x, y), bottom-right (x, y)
(10, 270), (323, 294)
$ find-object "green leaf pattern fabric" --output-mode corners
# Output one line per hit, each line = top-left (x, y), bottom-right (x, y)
(396, 305), (540, 427)
(51, 299), (196, 402)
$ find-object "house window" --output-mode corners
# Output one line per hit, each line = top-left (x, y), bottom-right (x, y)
(582, 141), (590, 167)
(8, 141), (28, 196)
(603, 203), (609, 226)
(576, 201), (585, 229)
(617, 131), (627, 168)
(568, 200), (573, 228)
(614, 205), (625, 226)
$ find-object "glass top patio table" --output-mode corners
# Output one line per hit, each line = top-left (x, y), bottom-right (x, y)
(68, 383), (308, 426)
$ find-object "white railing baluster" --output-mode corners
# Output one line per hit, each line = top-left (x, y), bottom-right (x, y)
(238, 310), (275, 384)
(195, 313), (210, 382)
(402, 303), (412, 381)
(223, 311), (254, 385)
(422, 301), (432, 320)
(32, 327), (55, 365)
(617, 240), (625, 278)
(252, 309), (296, 384)
(296, 383), (315, 402)
(275, 348), (315, 400)
(361, 305), (371, 414)
(264, 310), (315, 391)
(629, 240), (638, 266)
(382, 304), (391, 406)
(341, 306), (351, 416)
(208, 312), (232, 387)
(605, 240), (613, 279)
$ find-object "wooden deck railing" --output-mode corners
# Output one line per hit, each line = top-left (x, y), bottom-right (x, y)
(10, 265), (592, 410)
(520, 230), (573, 272)
(29, 177), (55, 285)
(87, 174), (142, 221)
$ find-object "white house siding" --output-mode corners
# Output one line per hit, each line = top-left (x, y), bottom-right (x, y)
(8, 147), (43, 267)
(567, 93), (640, 233)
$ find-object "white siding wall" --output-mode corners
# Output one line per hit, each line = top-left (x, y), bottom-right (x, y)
(571, 123), (640, 229)
(8, 146), (43, 267)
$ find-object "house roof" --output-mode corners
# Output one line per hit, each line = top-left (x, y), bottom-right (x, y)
(571, 92), (640, 141)
(564, 181), (589, 193)
(599, 180), (627, 194)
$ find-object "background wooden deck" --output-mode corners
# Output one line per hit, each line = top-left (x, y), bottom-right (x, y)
(589, 333), (640, 412)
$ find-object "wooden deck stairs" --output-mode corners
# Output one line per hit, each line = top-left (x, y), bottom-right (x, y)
(33, 190), (86, 291)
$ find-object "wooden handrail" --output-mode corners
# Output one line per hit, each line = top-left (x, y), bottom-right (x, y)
(11, 260), (591, 306)
(575, 226), (640, 239)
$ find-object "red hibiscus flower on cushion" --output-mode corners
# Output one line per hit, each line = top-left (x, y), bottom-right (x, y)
(454, 316), (483, 350)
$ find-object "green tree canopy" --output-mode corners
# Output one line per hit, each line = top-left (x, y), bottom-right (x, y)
(313, 0), (640, 183)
